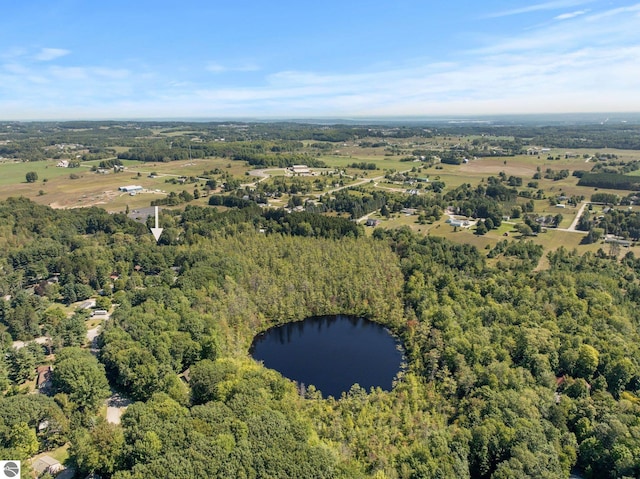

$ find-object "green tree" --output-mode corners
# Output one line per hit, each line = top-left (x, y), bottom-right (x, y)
(25, 171), (38, 183)
(605, 358), (635, 397)
(70, 420), (125, 476)
(484, 217), (495, 230)
(95, 296), (112, 310)
(190, 359), (238, 405)
(574, 344), (599, 379)
(7, 347), (37, 384)
(52, 313), (86, 349)
(52, 347), (110, 412)
(516, 223), (534, 236)
(7, 422), (39, 459)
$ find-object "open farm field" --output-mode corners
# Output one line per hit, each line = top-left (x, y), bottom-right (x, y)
(0, 157), (248, 211)
(0, 159), (78, 186)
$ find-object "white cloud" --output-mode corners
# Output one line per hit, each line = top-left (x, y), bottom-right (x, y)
(34, 48), (70, 61)
(0, 47), (28, 60)
(554, 9), (589, 20)
(91, 67), (130, 79)
(186, 15), (640, 118)
(49, 66), (88, 80)
(485, 0), (593, 18)
(472, 3), (640, 56)
(584, 2), (640, 21)
(206, 62), (259, 73)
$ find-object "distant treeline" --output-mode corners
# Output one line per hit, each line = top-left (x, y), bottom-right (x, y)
(3, 121), (640, 165)
(347, 162), (378, 170)
(577, 173), (640, 190)
(437, 124), (640, 150)
(116, 140), (326, 168)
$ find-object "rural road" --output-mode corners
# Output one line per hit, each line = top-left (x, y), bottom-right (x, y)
(567, 202), (588, 232)
(557, 202), (588, 233)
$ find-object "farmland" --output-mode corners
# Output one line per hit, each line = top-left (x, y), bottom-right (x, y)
(2, 121), (640, 264)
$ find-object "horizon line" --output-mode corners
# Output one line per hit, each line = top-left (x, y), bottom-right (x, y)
(2, 111), (640, 124)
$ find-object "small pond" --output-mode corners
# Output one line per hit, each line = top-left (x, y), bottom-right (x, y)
(250, 315), (403, 398)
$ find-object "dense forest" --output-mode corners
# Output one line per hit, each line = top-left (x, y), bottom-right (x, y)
(1, 196), (639, 478)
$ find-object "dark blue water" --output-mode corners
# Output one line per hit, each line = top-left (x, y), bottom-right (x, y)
(250, 315), (403, 398)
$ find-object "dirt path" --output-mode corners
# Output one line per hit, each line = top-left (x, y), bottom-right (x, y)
(106, 392), (132, 424)
(565, 202), (588, 232)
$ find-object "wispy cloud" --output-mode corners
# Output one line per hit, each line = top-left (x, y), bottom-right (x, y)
(584, 2), (640, 21)
(485, 0), (593, 18)
(554, 9), (589, 20)
(206, 62), (259, 73)
(34, 48), (70, 62)
(183, 3), (640, 117)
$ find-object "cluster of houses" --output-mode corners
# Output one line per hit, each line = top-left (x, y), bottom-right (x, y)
(51, 143), (83, 150)
(526, 147), (552, 155)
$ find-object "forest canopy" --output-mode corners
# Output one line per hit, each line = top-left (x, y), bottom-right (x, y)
(0, 195), (640, 478)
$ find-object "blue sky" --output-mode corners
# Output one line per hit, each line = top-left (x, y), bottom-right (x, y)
(1, 0), (639, 119)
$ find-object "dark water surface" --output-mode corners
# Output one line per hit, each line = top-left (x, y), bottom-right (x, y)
(250, 315), (403, 398)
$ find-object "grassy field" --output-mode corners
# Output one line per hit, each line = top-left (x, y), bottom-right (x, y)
(319, 154), (413, 172)
(0, 160), (78, 186)
(0, 157), (249, 211)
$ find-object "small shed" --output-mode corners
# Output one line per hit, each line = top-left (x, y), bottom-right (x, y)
(32, 455), (63, 475)
(79, 299), (96, 309)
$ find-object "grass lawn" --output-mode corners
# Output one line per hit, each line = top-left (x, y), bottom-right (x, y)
(45, 444), (70, 464)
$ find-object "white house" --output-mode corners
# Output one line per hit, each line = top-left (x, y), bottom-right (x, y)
(447, 218), (470, 228)
(119, 185), (143, 193)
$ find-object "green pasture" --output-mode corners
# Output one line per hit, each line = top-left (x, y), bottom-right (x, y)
(318, 154), (414, 172)
(0, 160), (75, 186)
